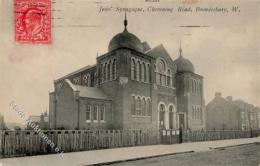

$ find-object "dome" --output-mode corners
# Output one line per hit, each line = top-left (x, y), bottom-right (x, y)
(108, 14), (143, 53)
(108, 29), (143, 52)
(173, 55), (195, 73)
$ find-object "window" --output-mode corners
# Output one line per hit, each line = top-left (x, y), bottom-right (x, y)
(158, 60), (166, 73)
(100, 106), (105, 122)
(147, 99), (151, 116)
(167, 69), (171, 86)
(195, 81), (197, 95)
(144, 63), (147, 82)
(200, 107), (202, 120)
(197, 82), (200, 96)
(159, 104), (165, 128)
(131, 59), (135, 80)
(131, 96), (136, 115)
(139, 62), (142, 82)
(136, 61), (141, 81)
(193, 80), (196, 94)
(112, 59), (116, 79)
(107, 62), (111, 81)
(156, 59), (171, 87)
(86, 104), (91, 122)
(83, 74), (91, 87)
(136, 97), (141, 115)
(102, 64), (106, 82)
(93, 105), (98, 121)
(141, 63), (145, 82)
(147, 64), (150, 83)
(103, 63), (107, 81)
(141, 98), (146, 116)
(192, 106), (195, 119)
(73, 77), (80, 84)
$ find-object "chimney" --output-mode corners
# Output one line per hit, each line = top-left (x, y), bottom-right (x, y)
(40, 113), (44, 122)
(226, 96), (233, 102)
(215, 92), (221, 98)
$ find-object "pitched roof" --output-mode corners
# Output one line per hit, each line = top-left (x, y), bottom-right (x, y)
(146, 44), (170, 58)
(55, 64), (96, 82)
(29, 116), (41, 122)
(73, 85), (109, 100)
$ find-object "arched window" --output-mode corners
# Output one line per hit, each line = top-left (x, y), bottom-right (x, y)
(156, 59), (171, 87)
(136, 61), (141, 81)
(101, 64), (104, 83)
(83, 74), (90, 86)
(195, 80), (197, 95)
(107, 62), (111, 81)
(199, 107), (202, 120)
(198, 81), (201, 95)
(136, 61), (140, 81)
(192, 106), (195, 119)
(73, 77), (80, 85)
(167, 69), (171, 87)
(147, 64), (150, 83)
(192, 80), (195, 94)
(131, 96), (135, 115)
(93, 105), (98, 121)
(158, 59), (166, 73)
(141, 98), (146, 116)
(131, 59), (135, 80)
(144, 63), (147, 82)
(141, 63), (145, 82)
(147, 99), (151, 116)
(103, 63), (107, 82)
(139, 62), (142, 82)
(195, 106), (198, 119)
(87, 75), (91, 86)
(112, 59), (116, 79)
(136, 97), (141, 115)
(159, 104), (165, 129)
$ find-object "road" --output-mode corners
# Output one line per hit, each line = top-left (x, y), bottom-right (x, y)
(106, 143), (260, 166)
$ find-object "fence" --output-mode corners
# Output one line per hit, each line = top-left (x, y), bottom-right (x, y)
(0, 129), (160, 158)
(160, 129), (260, 144)
(0, 129), (259, 158)
(183, 130), (252, 142)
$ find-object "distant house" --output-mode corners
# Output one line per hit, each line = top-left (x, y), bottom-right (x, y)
(256, 107), (260, 129)
(206, 93), (240, 130)
(0, 114), (6, 129)
(206, 93), (259, 131)
(27, 111), (49, 130)
(232, 101), (259, 130)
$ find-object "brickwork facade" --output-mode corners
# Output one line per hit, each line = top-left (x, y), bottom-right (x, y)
(49, 18), (205, 130)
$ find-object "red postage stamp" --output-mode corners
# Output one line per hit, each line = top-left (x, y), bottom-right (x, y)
(14, 0), (51, 44)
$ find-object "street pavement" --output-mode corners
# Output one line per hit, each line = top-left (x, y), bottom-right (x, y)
(108, 143), (260, 166)
(0, 137), (259, 166)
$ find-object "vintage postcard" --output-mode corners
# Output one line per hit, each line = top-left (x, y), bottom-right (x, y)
(0, 0), (259, 165)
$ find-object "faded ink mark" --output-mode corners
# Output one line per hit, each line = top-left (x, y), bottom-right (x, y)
(179, 25), (210, 28)
(181, 0), (201, 4)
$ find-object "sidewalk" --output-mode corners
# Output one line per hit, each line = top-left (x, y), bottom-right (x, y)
(0, 137), (259, 166)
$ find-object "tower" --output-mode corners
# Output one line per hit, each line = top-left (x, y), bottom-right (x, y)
(174, 44), (205, 130)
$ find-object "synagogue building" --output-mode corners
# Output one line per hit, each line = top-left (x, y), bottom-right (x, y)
(49, 16), (206, 130)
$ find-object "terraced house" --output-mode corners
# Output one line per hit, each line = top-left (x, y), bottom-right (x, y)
(206, 93), (260, 130)
(49, 16), (206, 130)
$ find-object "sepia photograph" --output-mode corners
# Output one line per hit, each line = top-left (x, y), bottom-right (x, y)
(0, 0), (259, 165)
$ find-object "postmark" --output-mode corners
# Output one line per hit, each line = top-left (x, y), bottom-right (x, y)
(14, 0), (51, 44)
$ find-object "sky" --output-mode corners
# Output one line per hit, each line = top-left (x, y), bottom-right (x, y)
(0, 0), (259, 124)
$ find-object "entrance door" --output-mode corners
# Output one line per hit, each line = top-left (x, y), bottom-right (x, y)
(178, 114), (185, 129)
(169, 105), (174, 129)
(159, 104), (165, 129)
